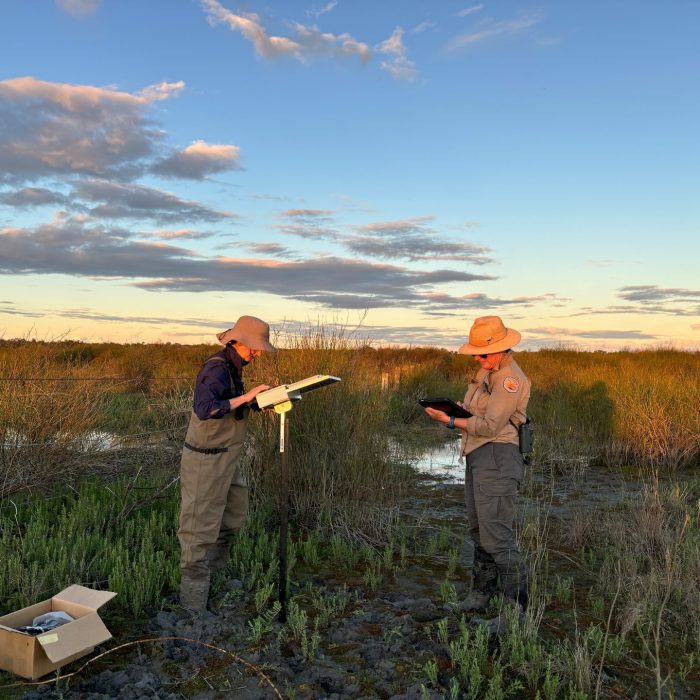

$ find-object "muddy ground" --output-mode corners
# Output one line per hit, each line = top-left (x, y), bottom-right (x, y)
(12, 445), (698, 699)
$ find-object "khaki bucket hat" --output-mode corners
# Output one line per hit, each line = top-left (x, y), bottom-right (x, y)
(217, 315), (277, 352)
(458, 315), (521, 355)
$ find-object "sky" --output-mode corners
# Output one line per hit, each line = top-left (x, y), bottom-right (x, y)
(1, 0), (699, 350)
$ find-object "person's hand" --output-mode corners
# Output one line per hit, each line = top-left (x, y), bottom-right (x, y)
(244, 384), (271, 404)
(425, 407), (450, 425)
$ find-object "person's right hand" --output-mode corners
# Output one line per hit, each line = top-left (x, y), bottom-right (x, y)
(244, 384), (271, 404)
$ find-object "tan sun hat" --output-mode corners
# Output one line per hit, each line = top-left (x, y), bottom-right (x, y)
(217, 315), (277, 352)
(458, 315), (521, 355)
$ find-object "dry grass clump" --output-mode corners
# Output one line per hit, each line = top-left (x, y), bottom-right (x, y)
(557, 473), (699, 695)
(244, 329), (409, 541)
(518, 349), (700, 472)
(0, 343), (113, 498)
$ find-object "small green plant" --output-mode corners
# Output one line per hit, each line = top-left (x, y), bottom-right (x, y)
(446, 546), (460, 579)
(678, 651), (697, 681)
(590, 594), (606, 619)
(423, 658), (439, 687)
(300, 619), (321, 663)
(553, 574), (573, 604)
(286, 601), (308, 641)
(383, 625), (403, 644)
(440, 578), (459, 606)
(436, 616), (450, 645)
(437, 525), (452, 552)
(254, 580), (275, 613)
(382, 539), (395, 569)
(247, 615), (272, 644)
(299, 532), (321, 566)
(362, 557), (383, 591)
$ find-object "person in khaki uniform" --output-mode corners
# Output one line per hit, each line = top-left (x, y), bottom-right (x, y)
(178, 316), (276, 612)
(425, 316), (530, 621)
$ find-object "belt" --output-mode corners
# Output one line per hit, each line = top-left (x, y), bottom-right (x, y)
(184, 441), (229, 455)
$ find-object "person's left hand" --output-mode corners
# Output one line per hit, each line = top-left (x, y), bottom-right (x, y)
(425, 407), (450, 425)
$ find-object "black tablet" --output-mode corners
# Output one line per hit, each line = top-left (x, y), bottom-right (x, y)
(418, 397), (472, 418)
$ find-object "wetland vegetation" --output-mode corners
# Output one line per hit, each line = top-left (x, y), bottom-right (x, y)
(0, 336), (698, 699)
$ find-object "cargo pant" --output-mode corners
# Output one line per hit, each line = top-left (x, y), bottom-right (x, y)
(178, 409), (249, 583)
(464, 442), (527, 605)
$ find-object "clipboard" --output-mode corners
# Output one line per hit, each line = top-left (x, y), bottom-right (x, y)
(418, 397), (472, 418)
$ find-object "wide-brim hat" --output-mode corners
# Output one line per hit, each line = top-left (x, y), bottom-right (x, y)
(217, 315), (277, 352)
(458, 315), (521, 355)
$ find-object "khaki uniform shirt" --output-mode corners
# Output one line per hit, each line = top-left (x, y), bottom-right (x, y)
(459, 353), (531, 457)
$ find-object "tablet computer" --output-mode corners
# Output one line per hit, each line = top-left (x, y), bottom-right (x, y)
(418, 397), (472, 418)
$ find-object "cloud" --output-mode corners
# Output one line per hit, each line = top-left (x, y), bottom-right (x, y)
(136, 81), (186, 103)
(71, 179), (234, 224)
(585, 259), (615, 267)
(457, 5), (484, 17)
(0, 187), (68, 208)
(306, 1), (338, 19)
(525, 326), (658, 341)
(245, 242), (297, 258)
(0, 301), (228, 331)
(418, 291), (564, 317)
(55, 0), (99, 17)
(0, 217), (492, 310)
(0, 77), (184, 183)
(274, 211), (492, 263)
(143, 228), (218, 241)
(376, 27), (417, 81)
(201, 0), (370, 64)
(131, 257), (493, 310)
(201, 0), (302, 59)
(275, 208), (338, 240)
(151, 140), (242, 180)
(571, 285), (700, 318)
(292, 24), (372, 63)
(278, 208), (334, 219)
(347, 217), (491, 263)
(0, 301), (43, 318)
(445, 11), (542, 51)
(413, 22), (436, 34)
(617, 285), (700, 303)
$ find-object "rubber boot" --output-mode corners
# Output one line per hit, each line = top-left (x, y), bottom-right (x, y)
(207, 542), (231, 579)
(473, 583), (528, 638)
(459, 588), (493, 613)
(179, 575), (210, 612)
(460, 557), (498, 612)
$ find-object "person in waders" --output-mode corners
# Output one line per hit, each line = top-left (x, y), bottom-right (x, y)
(424, 316), (530, 635)
(178, 315), (276, 612)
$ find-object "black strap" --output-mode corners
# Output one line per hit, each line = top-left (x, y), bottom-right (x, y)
(184, 441), (228, 455)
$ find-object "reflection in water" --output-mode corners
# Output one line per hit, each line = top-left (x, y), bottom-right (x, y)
(1, 429), (123, 452)
(412, 438), (464, 482)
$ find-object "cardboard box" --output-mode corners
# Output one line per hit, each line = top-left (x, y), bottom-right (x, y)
(0, 584), (116, 679)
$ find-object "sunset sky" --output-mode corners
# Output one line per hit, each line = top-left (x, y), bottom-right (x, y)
(1, 0), (699, 350)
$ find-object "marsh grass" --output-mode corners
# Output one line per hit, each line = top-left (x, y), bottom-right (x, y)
(243, 330), (421, 540)
(1, 337), (699, 696)
(0, 472), (180, 615)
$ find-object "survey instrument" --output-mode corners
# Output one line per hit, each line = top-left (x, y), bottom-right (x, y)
(257, 374), (341, 622)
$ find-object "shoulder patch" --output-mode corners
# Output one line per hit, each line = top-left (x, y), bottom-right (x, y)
(503, 376), (520, 393)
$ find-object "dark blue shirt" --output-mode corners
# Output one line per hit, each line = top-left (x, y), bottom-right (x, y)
(192, 347), (245, 420)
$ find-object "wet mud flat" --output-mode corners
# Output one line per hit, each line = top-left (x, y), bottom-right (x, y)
(16, 449), (699, 700)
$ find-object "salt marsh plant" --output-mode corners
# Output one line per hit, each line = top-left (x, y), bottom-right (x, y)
(0, 473), (180, 615)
